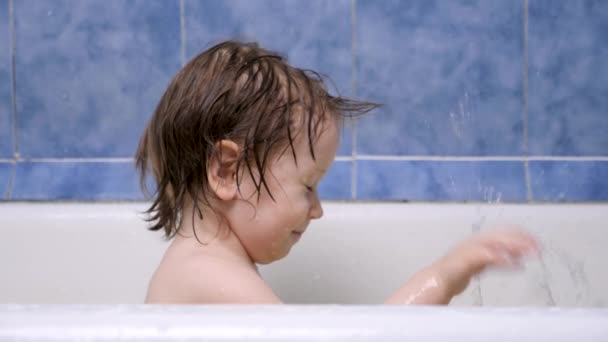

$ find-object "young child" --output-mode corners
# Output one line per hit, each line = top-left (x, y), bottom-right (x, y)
(136, 40), (539, 304)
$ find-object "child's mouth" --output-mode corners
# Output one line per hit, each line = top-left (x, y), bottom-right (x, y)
(291, 231), (303, 241)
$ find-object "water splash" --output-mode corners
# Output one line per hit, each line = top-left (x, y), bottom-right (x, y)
(482, 186), (503, 204)
(448, 92), (473, 139)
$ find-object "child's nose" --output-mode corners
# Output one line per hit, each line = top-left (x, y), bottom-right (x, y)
(309, 195), (323, 219)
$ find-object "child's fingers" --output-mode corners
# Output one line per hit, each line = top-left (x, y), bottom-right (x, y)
(483, 228), (536, 245)
(494, 253), (525, 270)
(488, 237), (538, 258)
(445, 228), (541, 276)
(503, 230), (540, 252)
(480, 239), (539, 271)
(480, 229), (541, 256)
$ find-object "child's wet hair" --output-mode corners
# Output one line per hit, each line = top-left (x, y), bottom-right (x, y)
(136, 40), (379, 239)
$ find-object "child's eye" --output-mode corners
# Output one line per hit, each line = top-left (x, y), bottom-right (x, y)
(305, 185), (314, 192)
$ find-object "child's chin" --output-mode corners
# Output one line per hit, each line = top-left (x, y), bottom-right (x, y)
(257, 246), (293, 264)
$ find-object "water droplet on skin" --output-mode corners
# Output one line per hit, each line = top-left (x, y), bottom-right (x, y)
(403, 277), (440, 305)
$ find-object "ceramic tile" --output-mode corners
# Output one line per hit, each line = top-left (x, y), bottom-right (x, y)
(15, 0), (181, 157)
(357, 160), (526, 202)
(12, 162), (141, 200)
(529, 161), (608, 201)
(528, 0), (608, 155)
(356, 0), (524, 156)
(0, 0), (12, 158)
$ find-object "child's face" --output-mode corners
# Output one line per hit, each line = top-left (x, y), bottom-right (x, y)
(228, 116), (339, 264)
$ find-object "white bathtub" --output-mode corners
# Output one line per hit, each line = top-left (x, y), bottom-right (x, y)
(1, 202), (608, 341)
(1, 305), (607, 341)
(1, 202), (607, 306)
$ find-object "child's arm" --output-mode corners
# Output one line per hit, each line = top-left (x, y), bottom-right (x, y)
(385, 228), (540, 305)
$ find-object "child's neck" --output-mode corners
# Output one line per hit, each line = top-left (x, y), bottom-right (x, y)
(176, 202), (256, 269)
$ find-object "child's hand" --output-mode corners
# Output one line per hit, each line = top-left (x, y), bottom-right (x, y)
(434, 227), (541, 297)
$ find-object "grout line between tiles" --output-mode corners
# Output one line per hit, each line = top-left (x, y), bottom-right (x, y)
(350, 0), (357, 200)
(2, 156), (608, 164)
(523, 0), (533, 201)
(15, 157), (135, 163)
(526, 156), (608, 161)
(179, 0), (186, 66)
(355, 155), (608, 161)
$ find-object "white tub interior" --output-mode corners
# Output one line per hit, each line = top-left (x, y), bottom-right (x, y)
(1, 305), (607, 341)
(1, 202), (607, 306)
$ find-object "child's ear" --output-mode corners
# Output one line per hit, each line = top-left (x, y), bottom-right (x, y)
(207, 140), (240, 201)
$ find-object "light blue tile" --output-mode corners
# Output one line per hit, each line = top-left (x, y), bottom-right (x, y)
(15, 0), (181, 157)
(12, 162), (142, 200)
(529, 161), (608, 201)
(356, 0), (524, 156)
(356, 160), (526, 202)
(528, 0), (608, 156)
(338, 120), (354, 158)
(184, 0), (354, 156)
(10, 159), (350, 201)
(0, 162), (11, 198)
(0, 0), (12, 158)
(318, 160), (351, 200)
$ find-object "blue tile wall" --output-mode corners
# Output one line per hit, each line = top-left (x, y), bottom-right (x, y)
(15, 0), (181, 158)
(318, 161), (351, 200)
(0, 0), (12, 159)
(11, 162), (140, 200)
(527, 0), (608, 156)
(0, 163), (11, 198)
(529, 161), (608, 201)
(357, 161), (526, 202)
(0, 0), (606, 202)
(356, 0), (524, 156)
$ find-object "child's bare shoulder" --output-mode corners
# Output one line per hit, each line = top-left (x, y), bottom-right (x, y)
(182, 254), (282, 303)
(147, 251), (281, 304)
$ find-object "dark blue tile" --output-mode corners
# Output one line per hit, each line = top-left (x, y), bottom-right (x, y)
(0, 0), (12, 158)
(184, 0), (354, 156)
(356, 0), (524, 156)
(528, 1), (608, 155)
(318, 160), (351, 200)
(15, 0), (181, 158)
(12, 162), (142, 200)
(530, 161), (608, 201)
(0, 162), (11, 198)
(356, 160), (526, 202)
